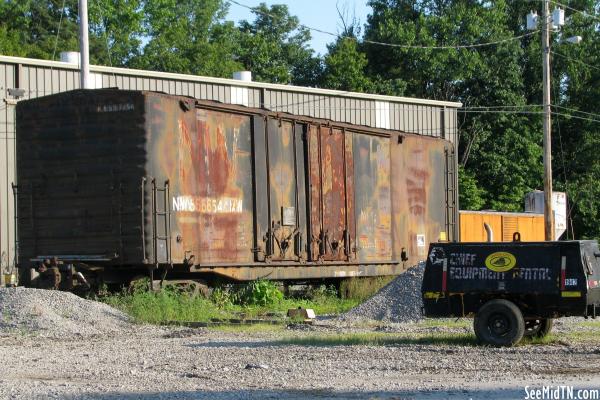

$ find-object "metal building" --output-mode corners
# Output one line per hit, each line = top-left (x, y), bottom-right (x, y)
(0, 54), (461, 276)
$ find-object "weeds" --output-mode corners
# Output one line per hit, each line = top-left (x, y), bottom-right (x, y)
(101, 279), (359, 324)
(237, 280), (283, 306)
(103, 288), (229, 323)
(339, 276), (395, 302)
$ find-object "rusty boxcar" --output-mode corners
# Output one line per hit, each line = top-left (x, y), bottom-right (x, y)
(15, 89), (457, 285)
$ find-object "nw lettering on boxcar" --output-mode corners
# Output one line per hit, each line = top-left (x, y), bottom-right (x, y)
(172, 196), (243, 213)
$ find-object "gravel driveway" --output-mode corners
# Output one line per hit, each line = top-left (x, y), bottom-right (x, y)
(1, 319), (600, 400)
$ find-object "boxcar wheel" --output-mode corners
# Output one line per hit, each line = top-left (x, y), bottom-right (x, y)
(524, 318), (553, 338)
(474, 299), (525, 347)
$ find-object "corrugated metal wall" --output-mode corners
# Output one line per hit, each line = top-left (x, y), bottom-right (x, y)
(0, 55), (460, 272)
(1, 62), (16, 273)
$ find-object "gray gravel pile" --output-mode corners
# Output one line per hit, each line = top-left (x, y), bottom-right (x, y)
(339, 263), (425, 323)
(0, 287), (131, 337)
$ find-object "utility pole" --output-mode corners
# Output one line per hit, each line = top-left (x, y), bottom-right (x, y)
(79, 0), (90, 89)
(542, 0), (554, 241)
(528, 5), (579, 241)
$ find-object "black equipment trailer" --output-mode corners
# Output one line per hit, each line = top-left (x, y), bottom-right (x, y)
(421, 240), (600, 346)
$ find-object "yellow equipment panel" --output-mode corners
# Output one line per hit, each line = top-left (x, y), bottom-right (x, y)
(459, 211), (545, 242)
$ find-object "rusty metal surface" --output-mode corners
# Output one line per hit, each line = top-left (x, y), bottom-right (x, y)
(307, 125), (322, 261)
(307, 126), (355, 262)
(192, 262), (405, 281)
(320, 127), (352, 262)
(15, 89), (458, 282)
(266, 119), (303, 261)
(390, 133), (455, 269)
(353, 134), (392, 262)
(151, 97), (255, 265)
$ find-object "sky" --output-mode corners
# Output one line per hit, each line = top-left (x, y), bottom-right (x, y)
(226, 0), (372, 55)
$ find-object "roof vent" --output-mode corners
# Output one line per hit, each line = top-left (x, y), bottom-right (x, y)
(232, 71), (252, 82)
(60, 51), (80, 65)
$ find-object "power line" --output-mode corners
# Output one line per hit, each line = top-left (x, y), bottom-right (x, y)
(459, 110), (545, 114)
(550, 0), (600, 23)
(51, 0), (68, 61)
(228, 0), (539, 50)
(552, 111), (600, 124)
(96, 4), (114, 68)
(456, 109), (600, 124)
(16, 86), (600, 123)
(552, 104), (600, 119)
(551, 51), (600, 72)
(361, 31), (539, 50)
(461, 105), (543, 109)
(552, 82), (576, 239)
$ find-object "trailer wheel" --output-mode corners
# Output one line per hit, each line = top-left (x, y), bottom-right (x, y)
(474, 299), (525, 347)
(524, 318), (553, 338)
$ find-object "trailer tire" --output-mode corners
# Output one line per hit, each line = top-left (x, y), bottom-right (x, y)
(524, 318), (553, 338)
(474, 299), (525, 347)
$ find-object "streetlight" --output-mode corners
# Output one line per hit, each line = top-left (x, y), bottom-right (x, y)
(526, 3), (580, 241)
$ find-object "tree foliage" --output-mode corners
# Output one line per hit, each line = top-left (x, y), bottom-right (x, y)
(237, 3), (320, 84)
(130, 0), (241, 76)
(0, 0), (598, 238)
(362, 0), (599, 239)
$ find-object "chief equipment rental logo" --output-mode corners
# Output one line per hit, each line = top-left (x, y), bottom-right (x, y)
(485, 251), (517, 272)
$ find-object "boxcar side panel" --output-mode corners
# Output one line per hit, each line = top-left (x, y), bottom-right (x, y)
(320, 127), (352, 262)
(353, 133), (392, 262)
(266, 119), (306, 261)
(150, 96), (255, 264)
(391, 133), (452, 268)
(307, 125), (322, 261)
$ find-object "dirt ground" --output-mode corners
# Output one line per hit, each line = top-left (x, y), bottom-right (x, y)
(1, 319), (599, 400)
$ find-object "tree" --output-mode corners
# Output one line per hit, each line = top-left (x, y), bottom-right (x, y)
(321, 36), (372, 92)
(0, 0), (80, 60)
(88, 0), (144, 66)
(236, 3), (321, 84)
(130, 0), (242, 76)
(363, 0), (544, 212)
(0, 0), (144, 65)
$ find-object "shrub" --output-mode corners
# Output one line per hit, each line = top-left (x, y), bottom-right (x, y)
(238, 279), (283, 306)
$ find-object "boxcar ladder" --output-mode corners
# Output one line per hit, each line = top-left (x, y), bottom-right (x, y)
(151, 179), (172, 283)
(444, 148), (458, 241)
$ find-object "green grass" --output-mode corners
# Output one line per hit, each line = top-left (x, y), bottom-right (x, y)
(208, 323), (287, 333)
(577, 320), (600, 328)
(278, 332), (478, 347)
(521, 333), (560, 345)
(277, 331), (575, 347)
(562, 330), (600, 342)
(417, 318), (471, 329)
(103, 290), (229, 323)
(101, 285), (360, 324)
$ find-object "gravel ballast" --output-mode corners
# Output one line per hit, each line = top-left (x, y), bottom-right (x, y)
(0, 287), (131, 337)
(0, 284), (599, 399)
(339, 263), (425, 323)
(0, 322), (599, 399)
